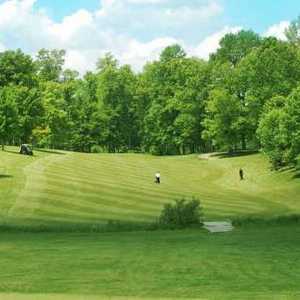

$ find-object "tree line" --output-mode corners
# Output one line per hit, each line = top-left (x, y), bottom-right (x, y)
(1, 20), (300, 168)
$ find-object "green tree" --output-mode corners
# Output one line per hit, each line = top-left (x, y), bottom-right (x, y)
(285, 16), (300, 45)
(160, 44), (186, 62)
(211, 30), (261, 66)
(202, 88), (243, 152)
(142, 52), (209, 155)
(13, 86), (43, 144)
(258, 108), (289, 168)
(0, 49), (37, 88)
(40, 81), (69, 149)
(258, 88), (300, 168)
(0, 87), (18, 150)
(230, 37), (300, 149)
(96, 55), (139, 152)
(36, 49), (66, 82)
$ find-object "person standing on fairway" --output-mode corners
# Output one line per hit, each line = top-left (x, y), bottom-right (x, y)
(239, 168), (244, 180)
(155, 171), (161, 184)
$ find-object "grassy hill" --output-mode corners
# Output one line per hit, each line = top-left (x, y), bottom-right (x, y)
(0, 147), (299, 228)
(0, 147), (300, 299)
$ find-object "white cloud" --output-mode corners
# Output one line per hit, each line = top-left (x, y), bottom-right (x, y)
(191, 26), (242, 59)
(120, 37), (180, 69)
(0, 0), (233, 73)
(264, 21), (290, 40)
(165, 2), (222, 22)
(0, 43), (6, 52)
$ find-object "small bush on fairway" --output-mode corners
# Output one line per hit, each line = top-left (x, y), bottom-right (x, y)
(159, 197), (203, 229)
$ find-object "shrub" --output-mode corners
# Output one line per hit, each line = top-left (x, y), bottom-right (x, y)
(91, 145), (104, 153)
(159, 197), (203, 229)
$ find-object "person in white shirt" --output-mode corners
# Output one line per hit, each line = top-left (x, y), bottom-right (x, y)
(155, 171), (161, 184)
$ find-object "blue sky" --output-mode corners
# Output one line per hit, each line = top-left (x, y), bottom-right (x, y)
(34, 0), (100, 20)
(33, 0), (300, 34)
(223, 0), (299, 33)
(0, 0), (299, 73)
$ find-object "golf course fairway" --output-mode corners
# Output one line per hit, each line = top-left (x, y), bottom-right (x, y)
(0, 147), (299, 228)
(0, 147), (299, 299)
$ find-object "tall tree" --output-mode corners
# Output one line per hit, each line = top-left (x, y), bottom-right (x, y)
(202, 88), (243, 152)
(0, 87), (18, 150)
(258, 89), (300, 168)
(211, 30), (261, 66)
(143, 46), (209, 155)
(0, 49), (37, 88)
(160, 44), (186, 62)
(96, 55), (139, 152)
(36, 49), (66, 82)
(285, 16), (300, 45)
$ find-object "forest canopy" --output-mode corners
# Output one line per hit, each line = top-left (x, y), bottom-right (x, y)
(1, 24), (300, 168)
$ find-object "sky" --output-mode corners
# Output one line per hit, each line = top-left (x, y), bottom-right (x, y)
(0, 0), (299, 74)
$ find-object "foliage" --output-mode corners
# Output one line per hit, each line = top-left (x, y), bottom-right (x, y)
(202, 88), (243, 151)
(211, 30), (261, 66)
(0, 87), (18, 150)
(142, 54), (209, 155)
(159, 197), (203, 229)
(0, 27), (300, 166)
(285, 16), (300, 45)
(258, 87), (300, 167)
(36, 49), (66, 82)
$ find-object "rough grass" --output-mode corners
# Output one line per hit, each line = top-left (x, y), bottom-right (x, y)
(0, 147), (299, 230)
(0, 225), (299, 299)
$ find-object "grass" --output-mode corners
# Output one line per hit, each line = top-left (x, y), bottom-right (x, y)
(0, 147), (299, 229)
(0, 147), (299, 299)
(0, 225), (299, 299)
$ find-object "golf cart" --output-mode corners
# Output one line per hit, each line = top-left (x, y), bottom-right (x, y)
(20, 144), (33, 156)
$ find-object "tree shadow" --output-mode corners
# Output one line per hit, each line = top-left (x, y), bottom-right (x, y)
(278, 165), (300, 180)
(0, 174), (12, 179)
(34, 149), (66, 155)
(292, 168), (300, 179)
(2, 150), (23, 156)
(211, 150), (259, 159)
(277, 165), (295, 173)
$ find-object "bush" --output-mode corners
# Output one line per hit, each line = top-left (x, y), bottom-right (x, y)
(159, 197), (203, 229)
(91, 145), (104, 153)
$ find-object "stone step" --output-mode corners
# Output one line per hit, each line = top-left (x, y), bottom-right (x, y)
(203, 221), (234, 233)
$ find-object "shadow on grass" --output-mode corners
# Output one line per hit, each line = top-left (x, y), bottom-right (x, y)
(277, 165), (295, 172)
(2, 149), (20, 155)
(233, 214), (300, 227)
(34, 149), (65, 155)
(293, 169), (300, 179)
(0, 174), (12, 179)
(211, 150), (259, 159)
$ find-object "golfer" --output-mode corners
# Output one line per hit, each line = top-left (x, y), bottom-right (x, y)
(155, 171), (161, 184)
(239, 168), (244, 180)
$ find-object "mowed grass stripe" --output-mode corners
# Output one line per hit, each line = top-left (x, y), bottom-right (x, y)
(40, 172), (181, 204)
(12, 193), (157, 220)
(8, 197), (154, 224)
(25, 170), (272, 216)
(1, 148), (299, 226)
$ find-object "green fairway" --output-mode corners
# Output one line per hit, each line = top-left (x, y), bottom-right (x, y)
(0, 225), (300, 299)
(0, 147), (299, 228)
(0, 148), (299, 299)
